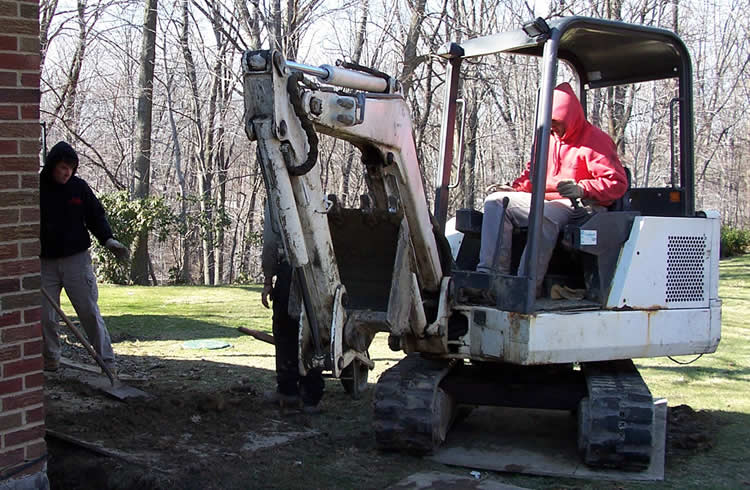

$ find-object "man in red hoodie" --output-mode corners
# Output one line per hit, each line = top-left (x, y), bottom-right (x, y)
(477, 82), (627, 295)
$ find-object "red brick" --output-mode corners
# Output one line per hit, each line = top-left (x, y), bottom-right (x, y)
(0, 53), (39, 71)
(22, 339), (41, 358)
(0, 106), (18, 120)
(0, 448), (23, 468)
(1, 389), (43, 411)
(20, 105), (38, 120)
(0, 258), (39, 278)
(0, 344), (20, 363)
(18, 37), (40, 55)
(20, 73), (38, 87)
(0, 36), (16, 51)
(0, 242), (17, 259)
(1, 322), (41, 343)
(0, 310), (21, 327)
(24, 371), (43, 390)
(20, 4), (38, 19)
(0, 3), (17, 17)
(2, 356), (42, 378)
(0, 72), (15, 86)
(1, 290), (40, 312)
(20, 173), (37, 187)
(0, 208), (18, 224)
(0, 257), (38, 276)
(4, 424), (45, 447)
(0, 189), (37, 206)
(0, 377), (23, 394)
(20, 240), (39, 257)
(0, 140), (17, 154)
(0, 123), (39, 140)
(0, 156), (36, 171)
(0, 223), (39, 242)
(0, 173), (17, 188)
(0, 88), (38, 105)
(19, 139), (38, 154)
(21, 276), (39, 291)
(20, 207), (38, 223)
(0, 412), (22, 431)
(25, 440), (46, 459)
(25, 406), (44, 426)
(25, 405), (44, 425)
(0, 277), (20, 294)
(1, 223), (38, 239)
(0, 19), (38, 37)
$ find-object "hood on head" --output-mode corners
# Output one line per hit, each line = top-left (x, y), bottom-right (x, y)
(550, 82), (585, 141)
(41, 141), (79, 182)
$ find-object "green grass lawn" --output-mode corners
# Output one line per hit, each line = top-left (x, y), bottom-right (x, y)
(58, 255), (750, 488)
(62, 283), (272, 343)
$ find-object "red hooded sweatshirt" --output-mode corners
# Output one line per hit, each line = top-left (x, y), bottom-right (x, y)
(511, 82), (627, 206)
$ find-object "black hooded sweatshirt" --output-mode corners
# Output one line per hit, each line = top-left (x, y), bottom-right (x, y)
(39, 141), (113, 259)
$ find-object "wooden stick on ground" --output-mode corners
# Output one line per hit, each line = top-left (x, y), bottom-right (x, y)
(237, 326), (275, 345)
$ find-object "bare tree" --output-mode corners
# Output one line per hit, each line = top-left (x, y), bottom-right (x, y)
(131, 0), (159, 285)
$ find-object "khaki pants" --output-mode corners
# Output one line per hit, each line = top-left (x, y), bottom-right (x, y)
(477, 192), (574, 290)
(41, 250), (115, 368)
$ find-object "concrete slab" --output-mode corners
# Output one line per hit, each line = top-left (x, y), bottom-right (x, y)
(429, 399), (666, 482)
(388, 471), (528, 489)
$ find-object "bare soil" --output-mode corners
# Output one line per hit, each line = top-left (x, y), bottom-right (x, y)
(44, 332), (721, 490)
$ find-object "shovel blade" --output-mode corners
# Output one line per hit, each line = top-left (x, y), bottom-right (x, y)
(86, 375), (152, 400)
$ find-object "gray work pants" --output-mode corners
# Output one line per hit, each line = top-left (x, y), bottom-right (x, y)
(41, 250), (115, 367)
(477, 192), (574, 290)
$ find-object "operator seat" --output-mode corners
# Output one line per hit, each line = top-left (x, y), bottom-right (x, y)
(452, 167), (637, 303)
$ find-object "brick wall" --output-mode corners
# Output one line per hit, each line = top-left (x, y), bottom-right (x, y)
(0, 0), (48, 487)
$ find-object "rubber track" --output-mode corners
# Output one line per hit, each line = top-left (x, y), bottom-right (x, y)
(580, 360), (654, 470)
(373, 354), (454, 454)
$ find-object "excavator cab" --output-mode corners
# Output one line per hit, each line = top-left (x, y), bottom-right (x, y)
(439, 16), (702, 312)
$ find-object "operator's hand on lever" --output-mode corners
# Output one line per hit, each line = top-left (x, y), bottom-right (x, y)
(485, 183), (516, 194)
(105, 238), (130, 262)
(261, 278), (274, 309)
(557, 179), (585, 208)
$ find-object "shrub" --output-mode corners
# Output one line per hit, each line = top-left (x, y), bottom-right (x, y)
(92, 192), (177, 284)
(720, 226), (750, 258)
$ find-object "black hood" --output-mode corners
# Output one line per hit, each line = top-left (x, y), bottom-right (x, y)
(41, 141), (79, 183)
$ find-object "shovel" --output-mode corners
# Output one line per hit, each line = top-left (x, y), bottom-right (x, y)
(41, 287), (150, 400)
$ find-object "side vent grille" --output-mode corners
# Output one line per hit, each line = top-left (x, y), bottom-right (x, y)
(666, 235), (706, 303)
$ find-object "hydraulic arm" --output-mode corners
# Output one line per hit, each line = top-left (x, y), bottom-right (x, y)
(242, 50), (447, 377)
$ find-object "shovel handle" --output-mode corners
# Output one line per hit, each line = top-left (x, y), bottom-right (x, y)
(40, 287), (117, 386)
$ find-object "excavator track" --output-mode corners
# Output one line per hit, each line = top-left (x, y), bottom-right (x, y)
(373, 354), (456, 454)
(578, 359), (654, 471)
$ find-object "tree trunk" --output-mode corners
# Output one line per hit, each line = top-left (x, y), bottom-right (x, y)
(130, 0), (159, 286)
(163, 59), (191, 284)
(462, 93), (480, 209)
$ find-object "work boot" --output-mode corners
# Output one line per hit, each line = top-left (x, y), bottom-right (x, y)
(44, 357), (60, 372)
(262, 390), (301, 409)
(102, 363), (117, 377)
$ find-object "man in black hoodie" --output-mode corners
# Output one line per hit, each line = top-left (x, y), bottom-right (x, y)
(40, 141), (129, 373)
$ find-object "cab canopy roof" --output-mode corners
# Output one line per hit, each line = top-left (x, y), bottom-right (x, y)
(437, 16), (691, 89)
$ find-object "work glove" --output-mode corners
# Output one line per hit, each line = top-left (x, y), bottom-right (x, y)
(570, 204), (594, 222)
(105, 238), (130, 262)
(556, 179), (584, 199)
(261, 280), (274, 309)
